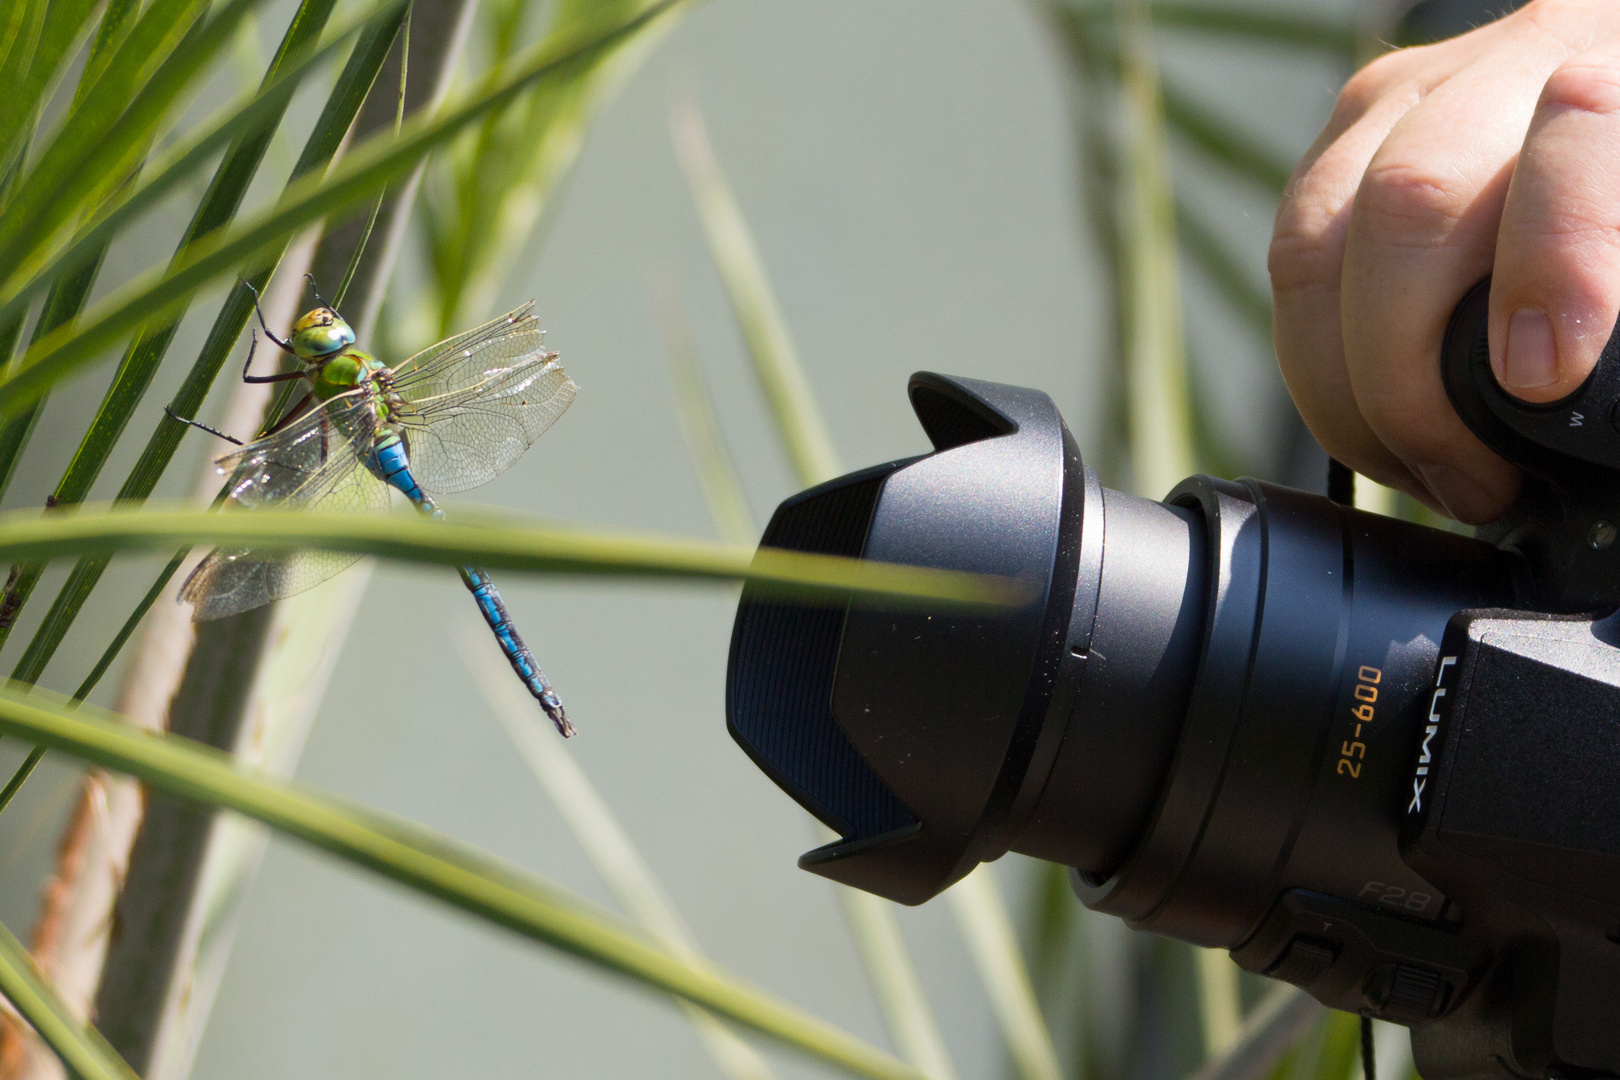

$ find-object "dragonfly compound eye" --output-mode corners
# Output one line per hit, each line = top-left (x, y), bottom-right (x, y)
(291, 307), (357, 359)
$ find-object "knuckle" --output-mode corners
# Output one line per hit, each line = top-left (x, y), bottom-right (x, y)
(1353, 158), (1465, 243)
(1268, 225), (1339, 296)
(1539, 56), (1620, 118)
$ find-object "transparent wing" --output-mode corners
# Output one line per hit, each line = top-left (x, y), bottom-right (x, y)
(388, 300), (537, 384)
(181, 389), (391, 621)
(388, 305), (577, 494)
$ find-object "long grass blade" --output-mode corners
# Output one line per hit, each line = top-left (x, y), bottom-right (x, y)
(831, 882), (957, 1080)
(946, 868), (1062, 1080)
(0, 504), (1026, 608)
(1173, 200), (1270, 341)
(467, 632), (776, 1080)
(1195, 949), (1242, 1059)
(3, 2), (409, 687)
(0, 0), (345, 669)
(1186, 986), (1321, 1080)
(0, 918), (139, 1080)
(669, 98), (838, 487)
(423, 0), (676, 335)
(0, 0), (407, 325)
(0, 0), (687, 416)
(1114, 0), (1194, 499)
(0, 685), (924, 1080)
(1062, 3), (1355, 54)
(0, 0), (226, 273)
(1159, 81), (1291, 195)
(654, 277), (756, 546)
(0, 0), (102, 183)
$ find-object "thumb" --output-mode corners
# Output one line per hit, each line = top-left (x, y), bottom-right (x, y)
(1490, 43), (1620, 403)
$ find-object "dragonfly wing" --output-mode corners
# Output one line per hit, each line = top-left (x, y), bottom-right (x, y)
(182, 391), (390, 620)
(393, 323), (576, 494)
(387, 301), (537, 384)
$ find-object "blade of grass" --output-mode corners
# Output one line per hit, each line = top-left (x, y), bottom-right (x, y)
(90, 12), (470, 1069)
(0, 0), (224, 271)
(0, 917), (139, 1080)
(653, 228), (955, 1076)
(0, 0), (344, 665)
(1173, 199), (1270, 342)
(1186, 986), (1321, 1080)
(669, 97), (838, 487)
(466, 630), (776, 1080)
(654, 275), (756, 546)
(0, 685), (925, 1080)
(0, 0), (154, 509)
(3, 1), (409, 685)
(0, 504), (1027, 608)
(0, 0), (102, 184)
(1160, 81), (1291, 195)
(946, 868), (1062, 1080)
(1195, 949), (1242, 1059)
(0, 0), (408, 327)
(1114, 0), (1194, 498)
(423, 0), (676, 335)
(0, 0), (687, 416)
(830, 876), (958, 1080)
(1062, 3), (1356, 54)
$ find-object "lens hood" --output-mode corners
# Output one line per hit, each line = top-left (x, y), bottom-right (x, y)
(727, 373), (1095, 903)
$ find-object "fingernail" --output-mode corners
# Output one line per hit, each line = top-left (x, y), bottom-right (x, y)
(1496, 306), (1559, 391)
(1413, 463), (1514, 524)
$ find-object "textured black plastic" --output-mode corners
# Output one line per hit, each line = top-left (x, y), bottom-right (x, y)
(727, 464), (919, 842)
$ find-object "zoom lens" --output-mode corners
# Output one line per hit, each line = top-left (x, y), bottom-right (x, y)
(726, 374), (1516, 960)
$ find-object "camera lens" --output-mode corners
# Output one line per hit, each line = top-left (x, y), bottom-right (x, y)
(727, 373), (1516, 934)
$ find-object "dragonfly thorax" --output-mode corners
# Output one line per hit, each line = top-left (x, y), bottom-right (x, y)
(290, 306), (357, 359)
(311, 347), (387, 402)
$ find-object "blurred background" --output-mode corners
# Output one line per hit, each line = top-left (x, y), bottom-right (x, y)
(0, 0), (1519, 1078)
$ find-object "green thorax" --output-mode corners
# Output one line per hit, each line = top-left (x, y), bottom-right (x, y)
(311, 347), (388, 402)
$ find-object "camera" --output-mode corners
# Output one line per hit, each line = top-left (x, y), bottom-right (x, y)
(725, 280), (1620, 1080)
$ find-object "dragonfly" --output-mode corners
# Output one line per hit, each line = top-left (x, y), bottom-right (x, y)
(176, 283), (579, 735)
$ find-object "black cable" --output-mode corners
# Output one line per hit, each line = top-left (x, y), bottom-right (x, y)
(1361, 1014), (1377, 1080)
(1328, 457), (1355, 506)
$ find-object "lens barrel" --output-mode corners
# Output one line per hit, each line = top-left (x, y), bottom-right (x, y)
(726, 375), (1516, 947)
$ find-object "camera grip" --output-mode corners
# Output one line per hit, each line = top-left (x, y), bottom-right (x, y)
(1442, 278), (1620, 476)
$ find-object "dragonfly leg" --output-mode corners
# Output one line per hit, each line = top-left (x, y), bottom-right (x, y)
(241, 280), (296, 354)
(164, 405), (244, 446)
(259, 390), (315, 439)
(460, 566), (572, 736)
(304, 273), (332, 311)
(242, 331), (307, 384)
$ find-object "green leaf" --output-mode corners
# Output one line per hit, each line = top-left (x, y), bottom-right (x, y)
(946, 869), (1062, 1080)
(0, 0), (405, 328)
(1160, 79), (1292, 195)
(0, 0), (101, 182)
(669, 97), (839, 488)
(0, 0), (221, 272)
(0, 0), (687, 416)
(470, 636), (777, 1080)
(1187, 987), (1322, 1080)
(0, 0), (349, 668)
(0, 504), (1029, 608)
(0, 916), (140, 1080)
(1174, 199), (1271, 341)
(0, 685), (925, 1080)
(1115, 0), (1194, 499)
(654, 278), (756, 547)
(1062, 2), (1356, 55)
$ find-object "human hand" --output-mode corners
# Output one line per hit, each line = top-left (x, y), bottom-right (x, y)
(1271, 0), (1620, 522)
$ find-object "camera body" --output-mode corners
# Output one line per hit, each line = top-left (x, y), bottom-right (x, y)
(725, 281), (1620, 1080)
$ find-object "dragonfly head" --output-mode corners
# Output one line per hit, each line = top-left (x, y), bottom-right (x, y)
(290, 307), (356, 360)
